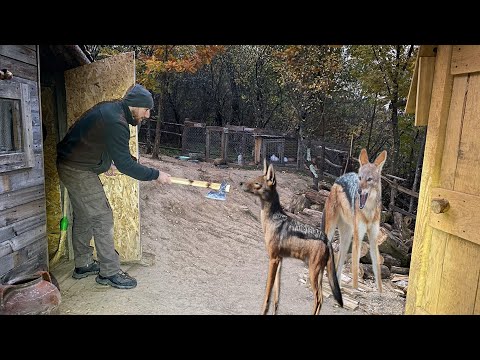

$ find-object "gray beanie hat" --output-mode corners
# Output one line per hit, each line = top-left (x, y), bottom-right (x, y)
(123, 84), (154, 109)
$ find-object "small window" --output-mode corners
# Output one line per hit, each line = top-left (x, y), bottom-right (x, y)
(0, 82), (34, 173)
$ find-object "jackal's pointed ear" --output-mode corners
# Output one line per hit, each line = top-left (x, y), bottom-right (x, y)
(263, 158), (268, 175)
(359, 148), (369, 165)
(266, 163), (276, 185)
(374, 150), (387, 171)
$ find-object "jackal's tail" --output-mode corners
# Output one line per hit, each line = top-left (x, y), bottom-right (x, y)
(327, 241), (343, 307)
(321, 213), (343, 307)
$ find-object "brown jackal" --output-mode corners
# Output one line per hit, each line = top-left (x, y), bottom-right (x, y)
(240, 160), (343, 315)
(323, 148), (387, 292)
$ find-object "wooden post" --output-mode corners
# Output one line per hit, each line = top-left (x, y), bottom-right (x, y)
(390, 179), (398, 213)
(221, 127), (228, 161)
(254, 136), (262, 165)
(181, 119), (188, 155)
(241, 132), (246, 165)
(296, 125), (304, 170)
(279, 138), (285, 165)
(318, 143), (325, 181)
(261, 139), (267, 165)
(205, 128), (210, 161)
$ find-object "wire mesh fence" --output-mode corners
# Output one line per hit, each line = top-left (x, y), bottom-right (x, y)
(147, 120), (301, 168)
(182, 122), (206, 155)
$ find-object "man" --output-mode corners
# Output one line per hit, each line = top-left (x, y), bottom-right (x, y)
(57, 84), (171, 289)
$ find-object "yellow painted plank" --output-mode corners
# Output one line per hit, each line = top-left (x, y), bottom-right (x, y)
(414, 306), (432, 315)
(455, 72), (480, 195)
(415, 57), (436, 126)
(476, 277), (480, 314)
(451, 45), (480, 75)
(440, 75), (468, 189)
(422, 228), (447, 314)
(406, 55), (419, 114)
(405, 46), (454, 314)
(429, 188), (480, 246)
(436, 234), (480, 314)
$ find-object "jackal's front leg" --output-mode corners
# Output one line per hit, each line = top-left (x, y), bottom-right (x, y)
(352, 226), (360, 289)
(273, 259), (282, 315)
(262, 258), (280, 315)
(367, 225), (383, 293)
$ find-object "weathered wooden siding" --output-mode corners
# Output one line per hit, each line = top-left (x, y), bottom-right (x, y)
(0, 45), (48, 281)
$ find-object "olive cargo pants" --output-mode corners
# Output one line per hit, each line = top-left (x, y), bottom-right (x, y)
(57, 162), (120, 277)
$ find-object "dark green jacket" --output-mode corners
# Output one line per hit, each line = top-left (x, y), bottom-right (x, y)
(57, 100), (159, 181)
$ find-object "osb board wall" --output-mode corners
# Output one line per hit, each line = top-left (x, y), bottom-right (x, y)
(40, 86), (62, 259)
(63, 52), (141, 262)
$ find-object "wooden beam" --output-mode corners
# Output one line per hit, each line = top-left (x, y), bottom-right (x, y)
(406, 55), (419, 114)
(415, 56), (436, 126)
(451, 45), (480, 75)
(429, 188), (480, 246)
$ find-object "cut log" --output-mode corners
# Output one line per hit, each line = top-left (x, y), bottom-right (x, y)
(344, 259), (365, 280)
(304, 190), (329, 206)
(382, 222), (393, 231)
(381, 253), (402, 269)
(358, 241), (371, 263)
(285, 211), (320, 228)
(300, 208), (323, 227)
(322, 282), (359, 310)
(360, 248), (384, 265)
(287, 194), (311, 214)
(361, 264), (391, 279)
(377, 227), (410, 267)
(393, 211), (403, 231)
(318, 180), (332, 191)
(391, 266), (410, 275)
(301, 208), (323, 217)
(381, 210), (392, 224)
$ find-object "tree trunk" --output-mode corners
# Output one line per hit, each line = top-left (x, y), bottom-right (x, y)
(366, 93), (378, 154)
(152, 71), (166, 159)
(146, 117), (152, 154)
(390, 102), (400, 175)
(152, 46), (169, 159)
(226, 52), (240, 125)
(318, 102), (325, 181)
(296, 122), (305, 171)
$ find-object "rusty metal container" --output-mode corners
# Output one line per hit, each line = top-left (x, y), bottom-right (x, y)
(0, 271), (61, 315)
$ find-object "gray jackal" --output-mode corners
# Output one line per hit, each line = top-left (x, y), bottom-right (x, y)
(323, 148), (387, 292)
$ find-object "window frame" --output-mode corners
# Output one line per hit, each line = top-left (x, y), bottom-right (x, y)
(0, 82), (34, 173)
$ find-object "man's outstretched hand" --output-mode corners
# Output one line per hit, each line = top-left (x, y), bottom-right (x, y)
(158, 172), (172, 184)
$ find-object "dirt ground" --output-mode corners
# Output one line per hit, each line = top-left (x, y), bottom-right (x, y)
(51, 154), (406, 315)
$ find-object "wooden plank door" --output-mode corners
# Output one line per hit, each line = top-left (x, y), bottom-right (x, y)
(63, 52), (141, 262)
(408, 46), (480, 314)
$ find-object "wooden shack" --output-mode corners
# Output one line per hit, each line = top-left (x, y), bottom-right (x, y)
(0, 45), (142, 283)
(405, 45), (480, 314)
